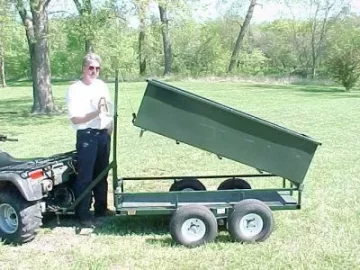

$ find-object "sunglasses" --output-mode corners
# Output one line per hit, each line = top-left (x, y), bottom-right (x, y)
(88, 66), (101, 72)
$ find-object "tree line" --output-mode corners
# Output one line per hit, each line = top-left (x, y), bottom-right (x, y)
(0, 0), (360, 113)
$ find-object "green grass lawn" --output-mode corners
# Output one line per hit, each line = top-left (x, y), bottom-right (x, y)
(0, 79), (359, 269)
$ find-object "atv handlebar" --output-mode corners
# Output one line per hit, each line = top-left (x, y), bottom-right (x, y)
(0, 135), (18, 142)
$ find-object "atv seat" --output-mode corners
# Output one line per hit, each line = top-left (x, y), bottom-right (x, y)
(0, 151), (34, 168)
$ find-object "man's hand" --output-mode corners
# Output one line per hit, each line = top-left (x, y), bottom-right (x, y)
(98, 97), (108, 116)
(107, 122), (113, 135)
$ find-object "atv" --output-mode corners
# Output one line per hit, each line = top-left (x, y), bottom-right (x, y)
(0, 134), (77, 244)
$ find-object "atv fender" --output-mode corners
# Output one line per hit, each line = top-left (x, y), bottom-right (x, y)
(0, 173), (43, 201)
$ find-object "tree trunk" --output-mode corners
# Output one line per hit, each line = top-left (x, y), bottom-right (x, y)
(310, 3), (319, 79)
(135, 0), (147, 75)
(31, 0), (56, 113)
(138, 20), (146, 75)
(311, 53), (316, 78)
(28, 41), (40, 112)
(227, 0), (257, 73)
(85, 40), (94, 53)
(17, 0), (39, 111)
(0, 44), (6, 87)
(310, 1), (336, 79)
(159, 5), (172, 76)
(17, 0), (56, 113)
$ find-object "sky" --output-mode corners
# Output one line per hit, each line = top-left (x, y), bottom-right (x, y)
(48, 0), (360, 27)
(192, 0), (360, 22)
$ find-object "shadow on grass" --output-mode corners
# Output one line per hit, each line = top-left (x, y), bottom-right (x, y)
(0, 98), (33, 112)
(294, 86), (345, 93)
(250, 83), (346, 93)
(94, 216), (236, 247)
(96, 215), (171, 236)
(5, 79), (77, 87)
(144, 233), (233, 247)
(42, 214), (170, 236)
(0, 98), (67, 127)
(5, 81), (32, 87)
(248, 83), (360, 99)
(41, 213), (236, 247)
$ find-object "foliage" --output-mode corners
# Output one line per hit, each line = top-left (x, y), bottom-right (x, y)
(172, 21), (229, 75)
(327, 48), (360, 91)
(325, 17), (360, 91)
(236, 49), (269, 75)
(2, 21), (29, 80)
(0, 1), (359, 84)
(255, 20), (297, 74)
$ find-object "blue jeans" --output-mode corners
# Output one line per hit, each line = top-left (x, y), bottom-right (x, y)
(74, 128), (110, 221)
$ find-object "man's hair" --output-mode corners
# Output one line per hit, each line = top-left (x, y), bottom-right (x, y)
(82, 53), (102, 67)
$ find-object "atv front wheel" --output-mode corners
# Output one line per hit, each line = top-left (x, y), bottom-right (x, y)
(0, 190), (42, 244)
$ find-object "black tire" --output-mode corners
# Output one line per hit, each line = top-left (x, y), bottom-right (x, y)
(0, 189), (42, 244)
(170, 205), (217, 247)
(227, 199), (274, 243)
(217, 178), (252, 190)
(169, 179), (206, 192)
(216, 179), (251, 228)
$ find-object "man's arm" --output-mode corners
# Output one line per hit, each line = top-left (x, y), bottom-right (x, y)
(70, 110), (100, 125)
(66, 86), (103, 125)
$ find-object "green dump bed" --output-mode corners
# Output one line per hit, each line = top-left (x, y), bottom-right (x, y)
(133, 79), (321, 186)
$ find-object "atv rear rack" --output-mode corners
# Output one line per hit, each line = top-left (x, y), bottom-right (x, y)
(0, 151), (76, 173)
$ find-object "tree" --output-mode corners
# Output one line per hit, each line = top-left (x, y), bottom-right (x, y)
(158, 4), (172, 75)
(326, 16), (360, 91)
(134, 0), (149, 75)
(72, 0), (95, 52)
(106, 0), (149, 75)
(155, 0), (194, 76)
(16, 0), (57, 113)
(254, 20), (298, 74)
(227, 0), (257, 73)
(308, 0), (349, 78)
(0, 0), (12, 87)
(0, 45), (5, 87)
(284, 0), (349, 78)
(328, 49), (360, 91)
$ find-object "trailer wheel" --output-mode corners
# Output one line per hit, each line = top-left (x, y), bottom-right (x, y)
(170, 205), (217, 247)
(217, 178), (251, 190)
(169, 178), (206, 192)
(227, 199), (274, 243)
(0, 189), (42, 244)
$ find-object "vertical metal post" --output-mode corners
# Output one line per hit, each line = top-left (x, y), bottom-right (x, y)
(112, 70), (119, 196)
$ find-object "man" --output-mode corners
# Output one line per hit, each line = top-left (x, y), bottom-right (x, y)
(66, 53), (113, 227)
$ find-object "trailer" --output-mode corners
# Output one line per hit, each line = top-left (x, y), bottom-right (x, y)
(84, 75), (320, 247)
(0, 72), (321, 247)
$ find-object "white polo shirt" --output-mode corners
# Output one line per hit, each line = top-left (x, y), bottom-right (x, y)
(66, 79), (113, 131)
